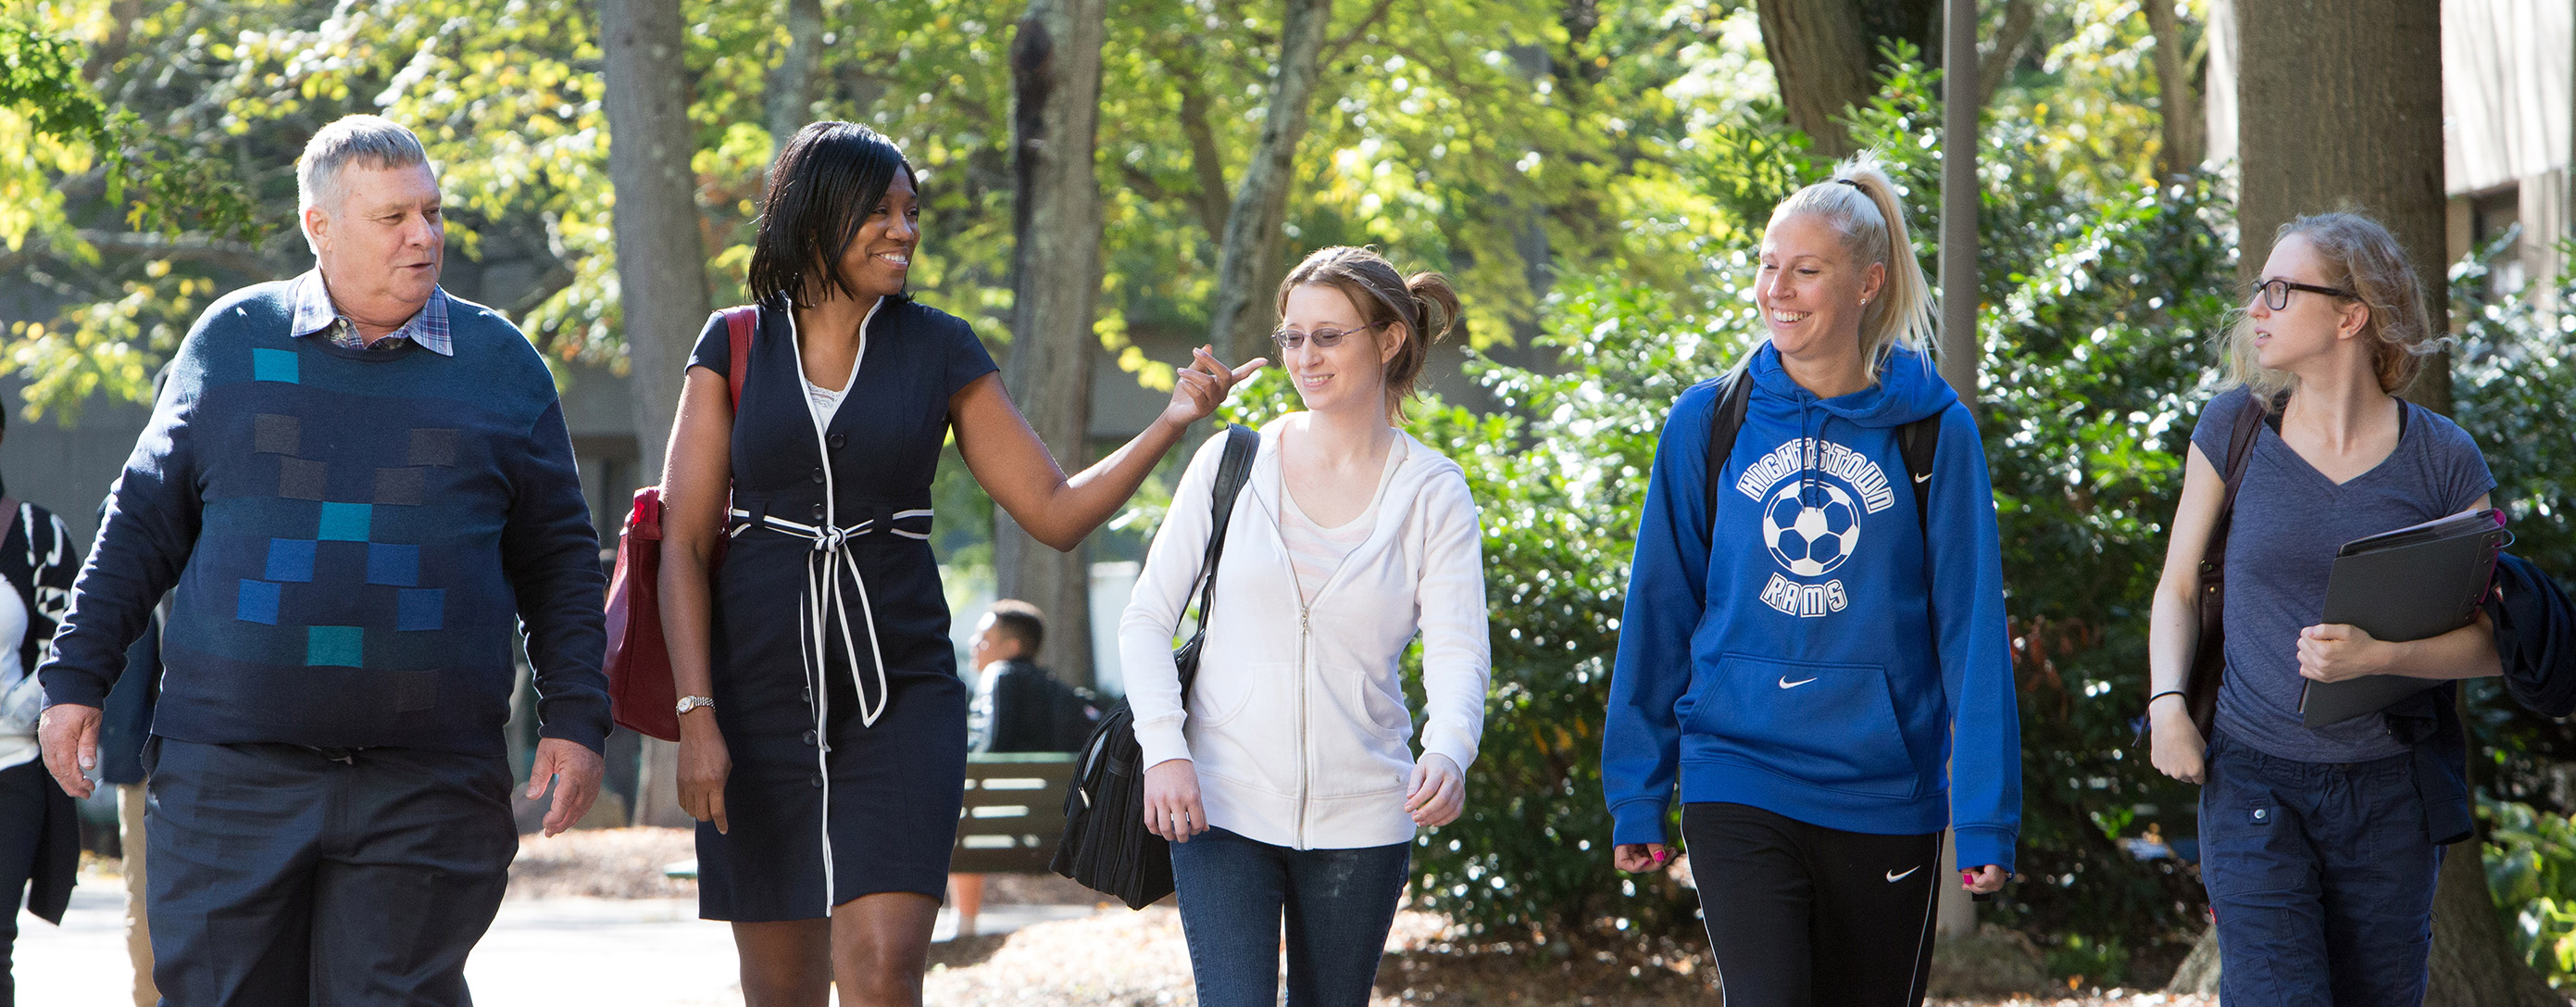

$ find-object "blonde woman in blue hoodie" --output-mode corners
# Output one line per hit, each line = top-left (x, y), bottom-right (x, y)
(1601, 156), (2020, 1007)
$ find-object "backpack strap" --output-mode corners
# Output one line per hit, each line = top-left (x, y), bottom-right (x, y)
(720, 306), (758, 409)
(1701, 370), (1755, 522)
(1701, 367), (1942, 535)
(1896, 415), (1941, 533)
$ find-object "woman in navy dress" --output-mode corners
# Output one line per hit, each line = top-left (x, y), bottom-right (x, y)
(656, 121), (1263, 1007)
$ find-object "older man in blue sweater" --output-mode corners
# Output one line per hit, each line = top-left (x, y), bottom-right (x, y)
(34, 114), (609, 1006)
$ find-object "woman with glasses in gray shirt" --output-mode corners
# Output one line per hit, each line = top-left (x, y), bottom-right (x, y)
(2145, 211), (2499, 1005)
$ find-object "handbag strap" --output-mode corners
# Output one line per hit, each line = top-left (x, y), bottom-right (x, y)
(1180, 424), (1260, 696)
(2202, 392), (2271, 570)
(721, 306), (758, 408)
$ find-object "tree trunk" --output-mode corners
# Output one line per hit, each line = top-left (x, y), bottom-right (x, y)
(2144, 0), (2205, 177)
(603, 0), (713, 829)
(1757, 0), (1877, 157)
(1978, 0), (2036, 105)
(994, 0), (1109, 687)
(2166, 924), (2221, 994)
(1758, 0), (1940, 159)
(2425, 838), (2569, 1007)
(1206, 0), (1334, 368)
(764, 0), (826, 153)
(2235, 0), (2450, 417)
(602, 0), (713, 487)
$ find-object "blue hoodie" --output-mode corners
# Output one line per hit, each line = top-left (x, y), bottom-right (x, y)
(1602, 344), (2020, 873)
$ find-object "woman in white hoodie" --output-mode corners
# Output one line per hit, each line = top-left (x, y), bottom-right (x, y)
(1123, 245), (1491, 1007)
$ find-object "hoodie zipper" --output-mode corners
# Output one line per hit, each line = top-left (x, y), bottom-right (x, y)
(1296, 602), (1312, 849)
(1264, 429), (1411, 850)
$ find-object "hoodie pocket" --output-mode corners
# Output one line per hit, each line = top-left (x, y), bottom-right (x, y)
(1682, 654), (1920, 799)
(1187, 660), (1274, 730)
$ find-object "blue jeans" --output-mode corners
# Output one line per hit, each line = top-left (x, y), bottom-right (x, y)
(1169, 826), (1410, 1007)
(2199, 729), (2442, 1007)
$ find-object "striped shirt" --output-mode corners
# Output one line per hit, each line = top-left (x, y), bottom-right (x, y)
(1279, 439), (1406, 605)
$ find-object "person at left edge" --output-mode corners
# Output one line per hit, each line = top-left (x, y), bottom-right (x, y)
(35, 114), (609, 1007)
(0, 398), (81, 1007)
(655, 121), (1264, 1007)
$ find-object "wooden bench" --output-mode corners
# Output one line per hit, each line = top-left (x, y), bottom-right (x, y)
(949, 751), (1076, 875)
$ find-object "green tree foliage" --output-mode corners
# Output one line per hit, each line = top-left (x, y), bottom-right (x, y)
(2485, 796), (2576, 988)
(1, 6), (259, 420)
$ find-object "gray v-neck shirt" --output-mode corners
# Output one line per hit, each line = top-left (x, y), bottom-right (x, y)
(2193, 387), (2495, 763)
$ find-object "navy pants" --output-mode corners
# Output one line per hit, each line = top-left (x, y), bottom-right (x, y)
(2199, 730), (2441, 1007)
(146, 739), (518, 1007)
(1169, 825), (1410, 1007)
(1682, 802), (1944, 1007)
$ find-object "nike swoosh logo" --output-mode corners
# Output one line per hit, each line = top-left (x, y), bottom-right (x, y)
(1914, 472), (1932, 484)
(1778, 675), (1818, 689)
(1885, 866), (1920, 882)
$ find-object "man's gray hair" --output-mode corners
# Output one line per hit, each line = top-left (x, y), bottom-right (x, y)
(296, 115), (434, 247)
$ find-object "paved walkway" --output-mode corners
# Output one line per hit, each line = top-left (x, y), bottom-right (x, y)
(13, 882), (1102, 1005)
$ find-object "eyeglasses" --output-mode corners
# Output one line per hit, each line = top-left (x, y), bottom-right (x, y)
(1269, 321), (1385, 351)
(2248, 277), (2357, 310)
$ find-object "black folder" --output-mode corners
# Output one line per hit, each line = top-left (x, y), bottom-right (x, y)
(2298, 509), (2508, 726)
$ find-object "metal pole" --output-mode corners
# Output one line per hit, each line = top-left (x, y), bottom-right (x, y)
(1935, 0), (1983, 939)
(1937, 0), (1982, 408)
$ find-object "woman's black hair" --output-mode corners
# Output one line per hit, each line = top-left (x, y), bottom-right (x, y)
(747, 121), (917, 308)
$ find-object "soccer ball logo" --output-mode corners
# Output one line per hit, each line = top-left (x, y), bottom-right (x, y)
(1762, 482), (1861, 577)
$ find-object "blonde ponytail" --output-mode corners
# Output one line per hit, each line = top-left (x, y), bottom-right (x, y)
(1766, 151), (1936, 376)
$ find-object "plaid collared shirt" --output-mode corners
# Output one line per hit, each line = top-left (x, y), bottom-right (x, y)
(286, 270), (455, 356)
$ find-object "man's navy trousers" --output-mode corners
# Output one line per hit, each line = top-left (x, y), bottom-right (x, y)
(2199, 728), (2442, 1007)
(146, 738), (516, 1006)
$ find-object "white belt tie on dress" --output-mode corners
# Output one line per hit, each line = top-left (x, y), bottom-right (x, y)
(728, 507), (932, 728)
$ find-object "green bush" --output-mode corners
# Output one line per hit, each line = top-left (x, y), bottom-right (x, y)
(2483, 796), (2576, 988)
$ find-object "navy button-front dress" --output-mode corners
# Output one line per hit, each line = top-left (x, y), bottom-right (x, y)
(683, 296), (994, 921)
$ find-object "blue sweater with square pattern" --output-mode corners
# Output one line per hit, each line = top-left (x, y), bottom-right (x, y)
(38, 280), (610, 754)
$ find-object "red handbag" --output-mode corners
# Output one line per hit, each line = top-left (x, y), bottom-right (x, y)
(605, 306), (757, 741)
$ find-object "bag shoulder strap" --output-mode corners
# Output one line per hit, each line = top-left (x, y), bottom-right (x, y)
(720, 306), (758, 409)
(1896, 413), (1941, 533)
(2207, 393), (2269, 553)
(1182, 424), (1260, 693)
(1700, 371), (1754, 522)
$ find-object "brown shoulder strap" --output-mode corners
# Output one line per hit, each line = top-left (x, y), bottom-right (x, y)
(721, 306), (759, 409)
(2216, 395), (2267, 515)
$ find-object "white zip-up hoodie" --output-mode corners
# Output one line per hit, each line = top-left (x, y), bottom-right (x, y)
(1121, 418), (1491, 850)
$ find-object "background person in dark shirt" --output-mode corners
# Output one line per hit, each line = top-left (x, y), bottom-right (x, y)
(952, 599), (1093, 936)
(964, 599), (1092, 754)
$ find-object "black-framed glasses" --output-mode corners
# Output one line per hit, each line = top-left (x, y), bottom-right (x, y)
(1269, 321), (1385, 351)
(2249, 277), (2357, 310)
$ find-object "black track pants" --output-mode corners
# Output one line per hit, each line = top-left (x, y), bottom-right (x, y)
(1682, 802), (1944, 1007)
